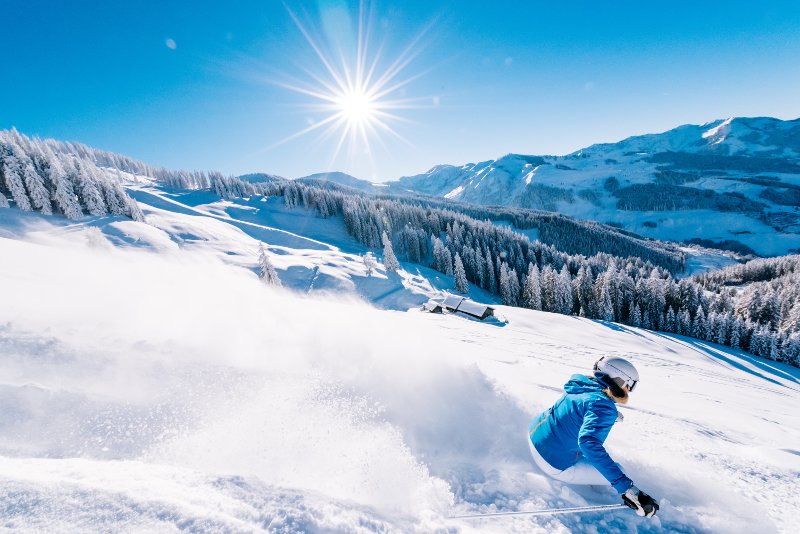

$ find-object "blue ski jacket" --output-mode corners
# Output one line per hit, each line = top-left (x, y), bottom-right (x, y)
(529, 374), (633, 493)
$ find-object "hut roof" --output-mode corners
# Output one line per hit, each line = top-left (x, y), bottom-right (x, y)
(436, 294), (494, 320)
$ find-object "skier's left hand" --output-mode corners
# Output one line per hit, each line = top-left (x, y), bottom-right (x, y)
(622, 485), (659, 517)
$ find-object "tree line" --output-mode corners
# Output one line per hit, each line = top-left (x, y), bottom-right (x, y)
(0, 129), (143, 221)
(218, 178), (800, 367)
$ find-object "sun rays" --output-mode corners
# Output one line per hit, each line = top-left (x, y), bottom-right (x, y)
(270, 1), (433, 171)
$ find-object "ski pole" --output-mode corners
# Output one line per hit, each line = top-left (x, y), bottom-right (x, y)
(450, 503), (628, 519)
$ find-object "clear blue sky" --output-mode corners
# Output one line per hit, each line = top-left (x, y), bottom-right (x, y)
(3, 1), (800, 181)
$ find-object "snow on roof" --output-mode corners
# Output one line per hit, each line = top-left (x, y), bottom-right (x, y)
(436, 294), (495, 319)
(456, 298), (494, 317)
(440, 294), (464, 309)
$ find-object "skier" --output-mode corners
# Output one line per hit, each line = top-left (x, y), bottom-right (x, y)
(528, 356), (659, 518)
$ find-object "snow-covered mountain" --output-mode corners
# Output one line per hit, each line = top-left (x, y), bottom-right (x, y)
(297, 171), (382, 193)
(390, 117), (800, 257)
(1, 185), (798, 532)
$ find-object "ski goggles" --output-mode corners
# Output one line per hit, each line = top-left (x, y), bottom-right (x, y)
(606, 365), (638, 392)
(621, 376), (638, 392)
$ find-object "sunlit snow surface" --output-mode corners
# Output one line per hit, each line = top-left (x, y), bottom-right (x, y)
(0, 189), (798, 533)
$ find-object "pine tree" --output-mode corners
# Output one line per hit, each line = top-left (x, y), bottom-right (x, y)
(558, 265), (574, 314)
(598, 276), (614, 321)
(707, 311), (718, 342)
(766, 333), (779, 361)
(363, 251), (377, 276)
(454, 253), (468, 293)
(716, 313), (730, 345)
(432, 236), (445, 272)
(508, 267), (521, 306)
(18, 146), (52, 214)
(665, 308), (676, 333)
(474, 250), (486, 289)
(679, 308), (691, 336)
(522, 262), (542, 310)
(573, 265), (592, 317)
(783, 334), (800, 366)
(602, 264), (616, 318)
(71, 160), (107, 216)
(485, 249), (497, 294)
(645, 272), (666, 328)
(541, 265), (557, 312)
(760, 288), (781, 329)
(382, 231), (400, 272)
(126, 195), (145, 222)
(499, 263), (512, 304)
(100, 180), (126, 216)
(630, 303), (642, 327)
(691, 306), (706, 340)
(0, 143), (34, 211)
(751, 326), (766, 357)
(258, 243), (281, 286)
(47, 149), (83, 219)
(784, 303), (800, 335)
(443, 247), (454, 276)
(730, 318), (743, 349)
(736, 286), (762, 323)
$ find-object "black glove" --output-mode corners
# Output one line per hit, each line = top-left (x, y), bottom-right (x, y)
(622, 485), (659, 518)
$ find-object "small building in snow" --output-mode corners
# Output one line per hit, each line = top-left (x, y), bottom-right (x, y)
(428, 294), (495, 320)
(455, 298), (495, 320)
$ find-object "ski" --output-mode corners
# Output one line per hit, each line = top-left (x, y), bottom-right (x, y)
(450, 503), (628, 519)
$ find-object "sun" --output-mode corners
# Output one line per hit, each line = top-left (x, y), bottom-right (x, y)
(268, 1), (433, 165)
(336, 89), (377, 126)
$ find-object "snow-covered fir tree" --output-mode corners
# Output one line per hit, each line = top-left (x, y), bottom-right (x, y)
(630, 303), (642, 327)
(382, 231), (400, 273)
(574, 265), (594, 318)
(454, 253), (468, 293)
(257, 243), (281, 287)
(597, 276), (614, 322)
(730, 318), (742, 349)
(665, 308), (677, 333)
(692, 306), (707, 340)
(522, 262), (542, 310)
(556, 265), (573, 315)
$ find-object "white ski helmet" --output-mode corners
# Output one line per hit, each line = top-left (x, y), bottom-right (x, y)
(594, 356), (640, 392)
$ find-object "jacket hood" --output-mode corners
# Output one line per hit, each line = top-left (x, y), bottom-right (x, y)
(563, 374), (605, 395)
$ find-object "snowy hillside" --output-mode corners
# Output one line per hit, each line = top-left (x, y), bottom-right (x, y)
(1, 179), (799, 533)
(390, 117), (800, 257)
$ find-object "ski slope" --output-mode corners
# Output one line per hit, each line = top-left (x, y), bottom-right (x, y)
(0, 189), (798, 533)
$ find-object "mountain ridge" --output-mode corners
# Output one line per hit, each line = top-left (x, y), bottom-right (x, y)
(383, 116), (800, 256)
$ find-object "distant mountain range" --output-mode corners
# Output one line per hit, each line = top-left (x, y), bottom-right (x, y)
(393, 117), (800, 256)
(291, 117), (800, 256)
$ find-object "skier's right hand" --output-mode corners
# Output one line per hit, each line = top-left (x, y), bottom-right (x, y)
(621, 485), (659, 517)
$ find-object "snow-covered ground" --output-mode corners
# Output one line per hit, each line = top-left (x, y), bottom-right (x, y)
(0, 190), (798, 533)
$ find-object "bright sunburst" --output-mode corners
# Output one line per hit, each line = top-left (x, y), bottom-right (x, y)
(270, 1), (432, 168)
(337, 89), (377, 126)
